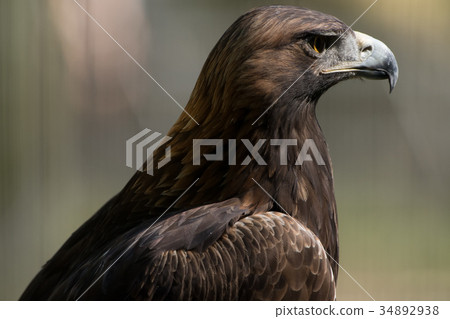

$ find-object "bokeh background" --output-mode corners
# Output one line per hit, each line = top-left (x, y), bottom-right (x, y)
(1, 0), (449, 300)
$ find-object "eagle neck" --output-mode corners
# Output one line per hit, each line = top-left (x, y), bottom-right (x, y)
(259, 99), (339, 274)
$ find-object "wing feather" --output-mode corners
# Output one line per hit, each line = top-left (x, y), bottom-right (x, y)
(41, 200), (335, 300)
(95, 211), (336, 300)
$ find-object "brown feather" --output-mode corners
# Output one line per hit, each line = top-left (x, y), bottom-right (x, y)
(19, 6), (354, 300)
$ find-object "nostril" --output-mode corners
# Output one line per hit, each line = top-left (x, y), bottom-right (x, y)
(362, 45), (373, 53)
(360, 44), (373, 60)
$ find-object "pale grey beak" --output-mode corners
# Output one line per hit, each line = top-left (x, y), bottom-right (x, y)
(322, 31), (399, 93)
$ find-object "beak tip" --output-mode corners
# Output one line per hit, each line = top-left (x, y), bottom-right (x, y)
(389, 77), (395, 93)
(388, 65), (399, 93)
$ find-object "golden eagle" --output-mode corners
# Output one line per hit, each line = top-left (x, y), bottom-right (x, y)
(21, 6), (398, 300)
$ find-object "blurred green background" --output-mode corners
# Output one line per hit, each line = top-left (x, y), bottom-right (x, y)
(1, 0), (449, 300)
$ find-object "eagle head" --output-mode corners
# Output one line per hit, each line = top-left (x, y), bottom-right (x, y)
(187, 5), (398, 125)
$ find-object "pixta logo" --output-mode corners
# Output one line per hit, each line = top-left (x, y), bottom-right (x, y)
(126, 129), (325, 175)
(192, 139), (325, 166)
(126, 128), (171, 175)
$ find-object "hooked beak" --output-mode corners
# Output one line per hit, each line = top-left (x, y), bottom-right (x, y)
(322, 31), (399, 92)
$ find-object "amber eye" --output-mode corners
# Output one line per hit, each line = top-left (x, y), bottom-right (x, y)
(311, 36), (326, 54)
(303, 34), (338, 56)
